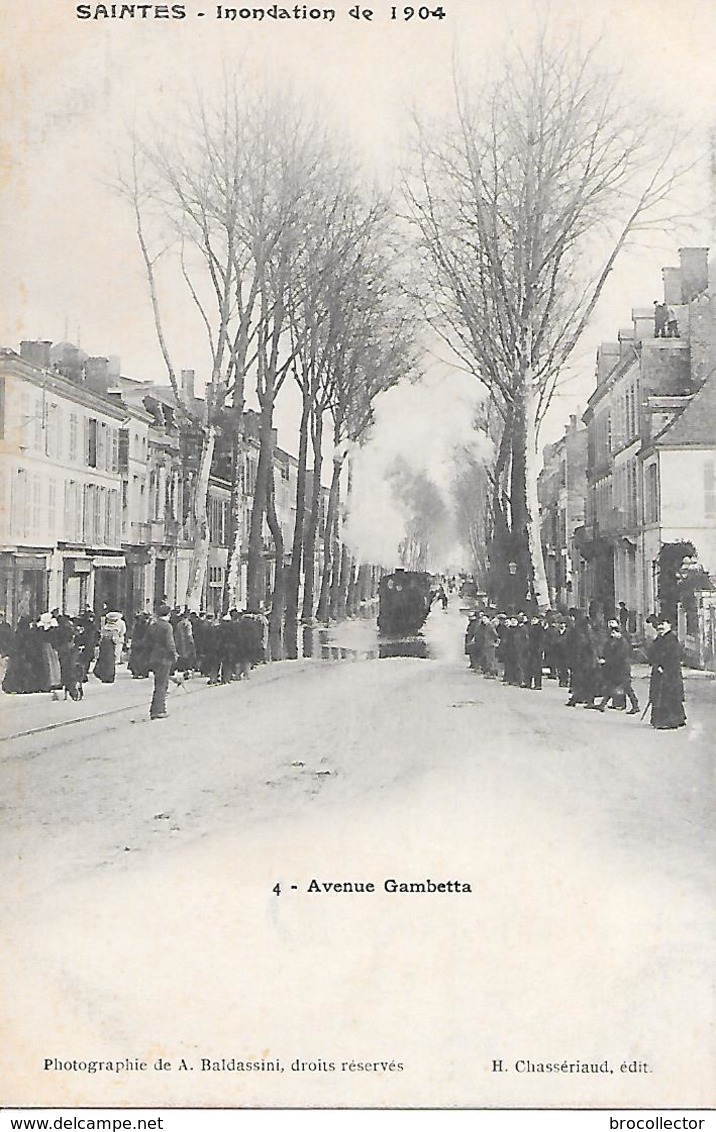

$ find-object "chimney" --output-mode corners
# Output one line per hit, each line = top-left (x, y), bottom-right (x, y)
(619, 325), (637, 355)
(662, 266), (682, 305)
(596, 342), (620, 384)
(85, 356), (109, 395)
(107, 355), (121, 378)
(20, 340), (52, 370)
(181, 368), (196, 401)
(679, 247), (709, 302)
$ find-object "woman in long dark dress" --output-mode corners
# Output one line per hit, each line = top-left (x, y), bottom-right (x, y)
(648, 621), (686, 730)
(36, 613), (63, 697)
(2, 617), (38, 693)
(93, 631), (116, 684)
(75, 613), (99, 682)
(55, 615), (81, 699)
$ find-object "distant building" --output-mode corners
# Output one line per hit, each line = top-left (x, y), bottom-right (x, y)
(537, 415), (588, 610)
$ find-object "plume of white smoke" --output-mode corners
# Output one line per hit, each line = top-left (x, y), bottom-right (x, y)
(343, 369), (492, 570)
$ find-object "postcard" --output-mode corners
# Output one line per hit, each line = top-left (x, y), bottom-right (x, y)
(0, 0), (714, 1114)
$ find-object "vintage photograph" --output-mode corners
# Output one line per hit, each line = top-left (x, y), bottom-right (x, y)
(1, 0), (715, 1113)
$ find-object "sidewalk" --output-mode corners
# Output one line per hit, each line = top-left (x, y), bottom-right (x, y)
(0, 659), (318, 745)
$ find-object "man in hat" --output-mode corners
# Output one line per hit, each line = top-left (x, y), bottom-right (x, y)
(589, 621), (639, 714)
(145, 603), (178, 720)
(648, 620), (686, 730)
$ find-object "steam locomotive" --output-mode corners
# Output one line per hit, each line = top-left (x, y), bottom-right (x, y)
(377, 570), (433, 636)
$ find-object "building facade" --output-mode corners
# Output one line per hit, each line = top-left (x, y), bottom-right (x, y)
(0, 339), (334, 625)
(0, 343), (150, 624)
(574, 246), (716, 639)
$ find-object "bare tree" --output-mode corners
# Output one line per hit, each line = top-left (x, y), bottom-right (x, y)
(119, 85), (274, 610)
(405, 31), (694, 609)
(315, 275), (418, 623)
(120, 82), (347, 621)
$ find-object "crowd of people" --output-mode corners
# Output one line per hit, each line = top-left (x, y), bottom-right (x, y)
(0, 595), (689, 733)
(0, 605), (268, 716)
(464, 608), (687, 731)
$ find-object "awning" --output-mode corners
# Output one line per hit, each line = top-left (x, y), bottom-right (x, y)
(64, 558), (92, 574)
(92, 556), (126, 569)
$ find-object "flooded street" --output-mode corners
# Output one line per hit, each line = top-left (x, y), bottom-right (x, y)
(302, 599), (464, 661)
(1, 604), (714, 1108)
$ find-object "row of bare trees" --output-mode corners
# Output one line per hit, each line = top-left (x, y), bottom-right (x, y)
(405, 33), (693, 609)
(122, 83), (417, 656)
(122, 30), (695, 631)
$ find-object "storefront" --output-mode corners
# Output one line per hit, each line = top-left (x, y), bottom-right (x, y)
(124, 548), (151, 626)
(62, 556), (92, 616)
(92, 554), (127, 615)
(0, 552), (49, 625)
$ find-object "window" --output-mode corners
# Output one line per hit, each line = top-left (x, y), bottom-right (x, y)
(48, 479), (57, 534)
(12, 469), (28, 537)
(97, 422), (107, 471)
(629, 381), (638, 436)
(30, 475), (41, 535)
(69, 413), (79, 463)
(118, 429), (129, 473)
(645, 463), (659, 524)
(45, 403), (61, 460)
(84, 485), (95, 542)
(64, 480), (82, 541)
(628, 460), (638, 525)
(34, 397), (43, 451)
(97, 487), (105, 545)
(705, 461), (716, 520)
(86, 418), (98, 468)
(111, 427), (119, 473)
(107, 490), (119, 545)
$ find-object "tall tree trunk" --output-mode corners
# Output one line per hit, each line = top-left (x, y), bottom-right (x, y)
(265, 458), (285, 661)
(486, 418), (513, 608)
(184, 426), (216, 612)
(301, 408), (324, 624)
(335, 545), (351, 620)
(524, 377), (551, 611)
(347, 558), (360, 616)
(247, 405), (274, 612)
(316, 460), (340, 622)
(509, 399), (531, 610)
(328, 483), (342, 620)
(284, 395), (311, 659)
(223, 427), (242, 612)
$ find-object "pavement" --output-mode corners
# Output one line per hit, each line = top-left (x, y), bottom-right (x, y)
(0, 606), (714, 1109)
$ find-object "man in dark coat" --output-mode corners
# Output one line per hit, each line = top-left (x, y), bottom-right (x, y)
(565, 612), (598, 706)
(513, 614), (530, 688)
(465, 614), (483, 671)
(480, 616), (499, 678)
(524, 616), (546, 689)
(145, 604), (178, 720)
(590, 622), (639, 714)
(648, 621), (686, 730)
